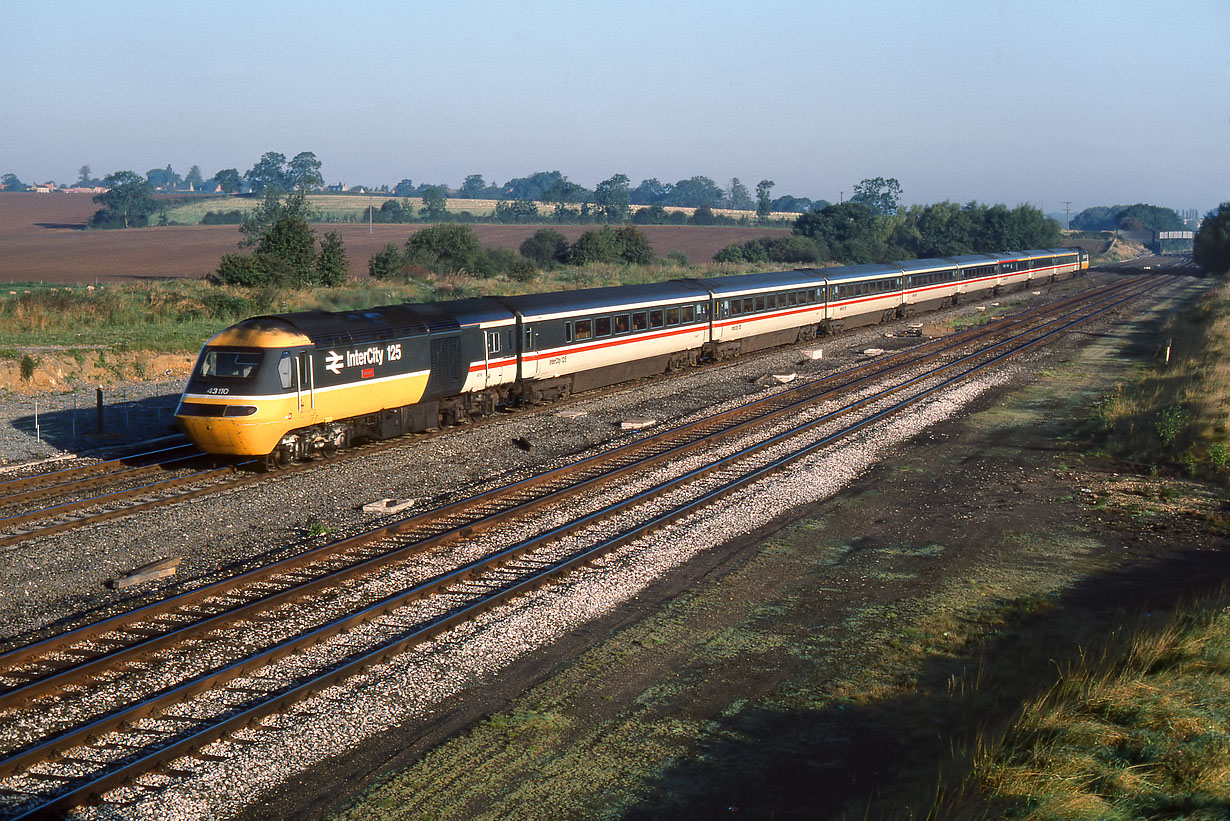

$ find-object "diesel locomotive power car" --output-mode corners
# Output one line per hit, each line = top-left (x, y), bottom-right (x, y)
(176, 247), (1087, 466)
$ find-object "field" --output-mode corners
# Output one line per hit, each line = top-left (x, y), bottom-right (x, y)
(0, 193), (789, 284)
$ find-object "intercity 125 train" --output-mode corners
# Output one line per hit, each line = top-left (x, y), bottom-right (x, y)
(176, 247), (1088, 466)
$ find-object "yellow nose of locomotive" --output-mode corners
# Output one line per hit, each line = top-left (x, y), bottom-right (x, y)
(176, 318), (311, 457)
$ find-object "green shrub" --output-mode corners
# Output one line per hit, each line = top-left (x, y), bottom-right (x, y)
(369, 243), (404, 280)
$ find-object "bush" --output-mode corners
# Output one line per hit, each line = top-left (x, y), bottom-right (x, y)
(405, 224), (482, 274)
(568, 226), (655, 266)
(201, 210), (245, 225)
(509, 259), (537, 282)
(715, 235), (825, 265)
(214, 253), (265, 287)
(474, 247), (520, 278)
(200, 290), (255, 319)
(519, 229), (570, 266)
(368, 243), (403, 280)
(614, 226), (654, 264)
(20, 354), (35, 381)
(316, 231), (348, 287)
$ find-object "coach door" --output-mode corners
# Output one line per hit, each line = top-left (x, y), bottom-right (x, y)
(297, 350), (314, 410)
(519, 324), (538, 380)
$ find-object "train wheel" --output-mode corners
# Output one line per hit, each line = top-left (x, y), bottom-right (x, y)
(263, 446), (292, 471)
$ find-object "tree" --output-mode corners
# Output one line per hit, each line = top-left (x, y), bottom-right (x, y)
(595, 173), (631, 222)
(245, 151), (289, 195)
(405, 224), (482, 274)
(92, 171), (158, 228)
(1193, 203), (1230, 275)
(772, 195), (820, 213)
(76, 165), (94, 186)
(568, 226), (620, 265)
(288, 151), (323, 191)
(240, 189), (314, 248)
(215, 189), (345, 287)
(419, 185), (448, 220)
(664, 176), (724, 208)
(793, 202), (879, 263)
(632, 204), (670, 225)
(316, 231), (348, 285)
(631, 178), (672, 205)
(1115, 203), (1184, 233)
(459, 174), (487, 198)
(368, 243), (403, 279)
(850, 177), (902, 215)
(614, 226), (653, 263)
(911, 201), (976, 257)
(542, 177), (591, 204)
(519, 228), (569, 266)
(185, 165), (204, 190)
(214, 168), (242, 194)
(689, 204), (716, 225)
(493, 199), (540, 223)
(726, 178), (753, 211)
(1071, 205), (1119, 231)
(1, 173), (28, 192)
(756, 180), (775, 218)
(503, 170), (565, 201)
(146, 164), (181, 190)
(393, 179), (415, 197)
(568, 225), (653, 265)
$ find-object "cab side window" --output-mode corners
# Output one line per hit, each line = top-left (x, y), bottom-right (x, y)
(278, 351), (294, 389)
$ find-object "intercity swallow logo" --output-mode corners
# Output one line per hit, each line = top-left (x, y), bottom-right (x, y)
(325, 350), (344, 375)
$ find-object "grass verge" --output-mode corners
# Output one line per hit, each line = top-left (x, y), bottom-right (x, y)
(1087, 280), (1230, 479)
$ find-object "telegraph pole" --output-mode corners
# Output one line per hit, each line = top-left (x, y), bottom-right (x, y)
(1061, 201), (1072, 231)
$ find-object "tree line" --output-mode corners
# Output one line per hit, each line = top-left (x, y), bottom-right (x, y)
(717, 197), (1062, 266)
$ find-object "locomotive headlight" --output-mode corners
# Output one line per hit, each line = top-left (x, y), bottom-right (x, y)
(221, 405), (259, 417)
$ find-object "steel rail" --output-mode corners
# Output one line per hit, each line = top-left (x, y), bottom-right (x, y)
(0, 271), (1170, 820)
(0, 276), (1156, 710)
(0, 276), (1144, 684)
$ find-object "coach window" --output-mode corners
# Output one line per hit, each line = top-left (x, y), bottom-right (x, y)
(632, 312), (647, 331)
(650, 309), (664, 328)
(565, 322), (573, 343)
(754, 295), (765, 312)
(788, 292), (798, 306)
(575, 319), (592, 341)
(697, 303), (709, 320)
(666, 307), (679, 325)
(278, 352), (294, 390)
(807, 289), (818, 303)
(487, 331), (501, 354)
(741, 298), (753, 314)
(614, 314), (629, 335)
(681, 305), (695, 323)
(728, 299), (742, 316)
(595, 316), (611, 337)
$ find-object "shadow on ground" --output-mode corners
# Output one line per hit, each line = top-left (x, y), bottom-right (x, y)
(9, 393), (182, 454)
(620, 546), (1230, 820)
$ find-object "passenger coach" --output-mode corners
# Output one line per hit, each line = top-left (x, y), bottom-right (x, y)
(177, 246), (1090, 465)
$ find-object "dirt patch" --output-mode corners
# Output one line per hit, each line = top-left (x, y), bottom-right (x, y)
(0, 193), (787, 283)
(0, 350), (195, 394)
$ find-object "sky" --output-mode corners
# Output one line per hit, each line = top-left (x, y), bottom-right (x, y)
(1, 0), (1226, 215)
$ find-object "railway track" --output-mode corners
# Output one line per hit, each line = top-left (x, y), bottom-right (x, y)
(0, 273), (1175, 818)
(0, 270), (1144, 552)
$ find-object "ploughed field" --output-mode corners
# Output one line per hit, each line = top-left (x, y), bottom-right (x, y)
(0, 193), (788, 283)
